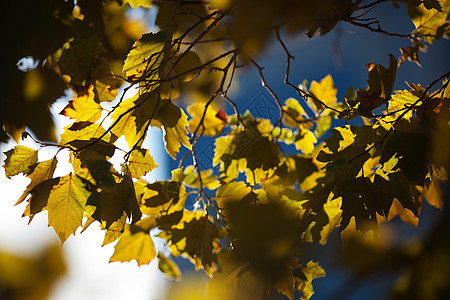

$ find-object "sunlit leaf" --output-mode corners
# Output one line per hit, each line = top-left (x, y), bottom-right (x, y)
(126, 147), (158, 178)
(309, 74), (337, 111)
(187, 102), (225, 136)
(45, 173), (92, 243)
(407, 0), (450, 43)
(61, 85), (102, 123)
(3, 145), (38, 178)
(110, 225), (156, 266)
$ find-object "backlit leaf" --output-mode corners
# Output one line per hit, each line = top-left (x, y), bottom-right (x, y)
(61, 85), (102, 123)
(187, 102), (225, 136)
(3, 145), (38, 178)
(123, 31), (168, 80)
(127, 148), (158, 178)
(110, 225), (156, 266)
(407, 0), (450, 43)
(309, 74), (337, 111)
(46, 173), (92, 243)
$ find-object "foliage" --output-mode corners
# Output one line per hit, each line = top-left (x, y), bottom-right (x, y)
(1, 0), (450, 299)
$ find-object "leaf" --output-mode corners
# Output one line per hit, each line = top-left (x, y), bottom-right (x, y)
(17, 157), (58, 205)
(45, 173), (92, 243)
(294, 261), (326, 300)
(283, 98), (310, 128)
(3, 145), (38, 178)
(294, 129), (317, 155)
(356, 54), (397, 112)
(160, 102), (191, 159)
(122, 31), (168, 81)
(59, 122), (109, 146)
(126, 148), (158, 178)
(187, 102), (225, 136)
(157, 252), (182, 279)
(407, 0), (450, 43)
(110, 225), (156, 266)
(170, 51), (203, 82)
(61, 85), (102, 123)
(388, 89), (419, 117)
(309, 74), (338, 111)
(169, 215), (219, 275)
(110, 92), (157, 149)
(53, 19), (105, 85)
(122, 0), (152, 8)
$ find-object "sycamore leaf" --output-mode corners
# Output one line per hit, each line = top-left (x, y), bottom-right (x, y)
(110, 226), (156, 266)
(294, 129), (317, 155)
(295, 261), (326, 300)
(309, 74), (338, 111)
(356, 54), (397, 112)
(388, 89), (419, 117)
(59, 122), (109, 146)
(182, 165), (220, 190)
(110, 92), (158, 149)
(46, 173), (92, 243)
(157, 252), (182, 279)
(169, 215), (219, 275)
(407, 0), (450, 43)
(17, 157), (58, 205)
(170, 51), (203, 82)
(61, 85), (102, 123)
(187, 102), (225, 136)
(123, 31), (168, 80)
(283, 98), (312, 129)
(161, 102), (191, 159)
(126, 148), (158, 178)
(3, 145), (38, 178)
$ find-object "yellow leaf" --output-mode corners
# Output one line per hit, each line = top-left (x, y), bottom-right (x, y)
(408, 0), (450, 43)
(62, 85), (102, 123)
(294, 129), (317, 154)
(187, 102), (225, 136)
(3, 145), (38, 178)
(163, 106), (191, 159)
(109, 226), (156, 266)
(309, 74), (337, 110)
(157, 252), (182, 279)
(59, 122), (109, 146)
(46, 173), (91, 243)
(127, 148), (158, 178)
(17, 157), (58, 205)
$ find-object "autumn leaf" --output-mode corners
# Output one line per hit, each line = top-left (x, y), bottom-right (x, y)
(61, 85), (102, 123)
(295, 261), (326, 300)
(122, 0), (152, 9)
(45, 173), (92, 243)
(126, 148), (158, 178)
(17, 157), (58, 205)
(187, 102), (225, 136)
(3, 145), (38, 178)
(110, 225), (156, 266)
(123, 31), (168, 81)
(309, 74), (338, 111)
(157, 252), (182, 279)
(160, 102), (191, 159)
(407, 0), (450, 43)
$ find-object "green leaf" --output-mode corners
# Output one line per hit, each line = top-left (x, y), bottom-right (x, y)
(45, 173), (92, 243)
(110, 225), (156, 266)
(126, 148), (158, 178)
(3, 145), (38, 178)
(53, 19), (105, 85)
(157, 252), (182, 279)
(122, 31), (168, 81)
